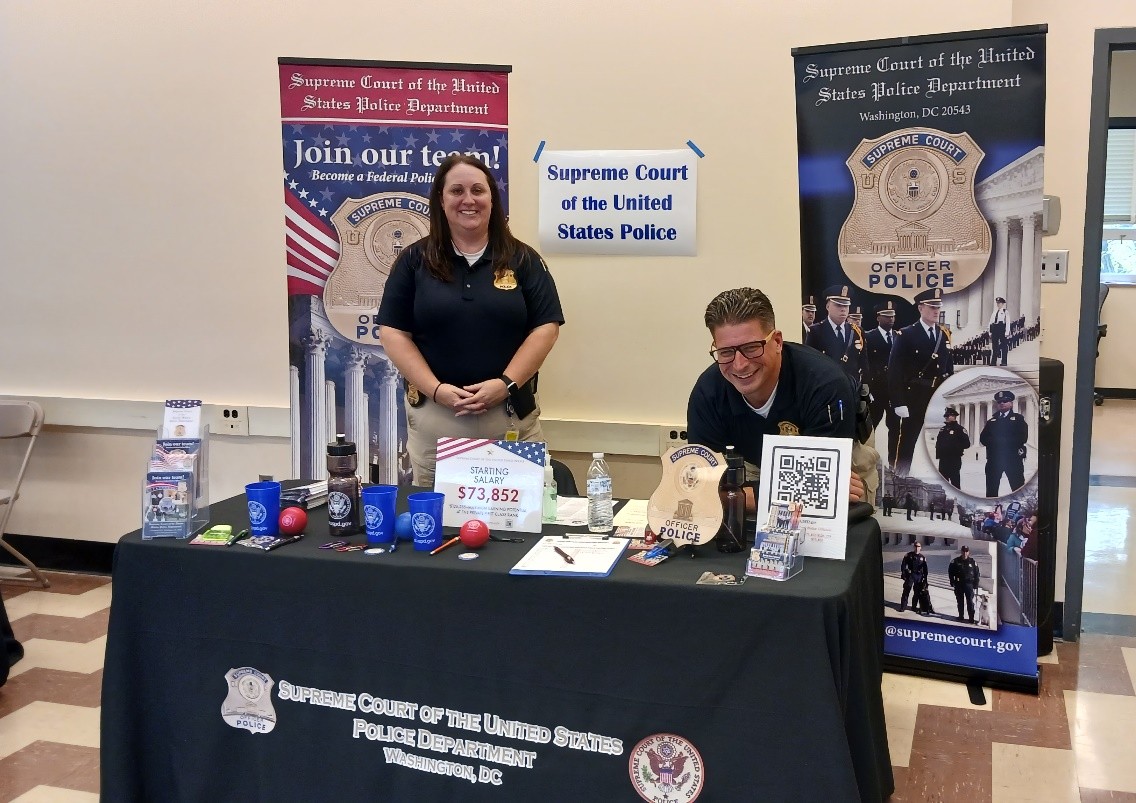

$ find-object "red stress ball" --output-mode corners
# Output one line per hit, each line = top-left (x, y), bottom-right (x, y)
(459, 519), (491, 549)
(279, 506), (308, 536)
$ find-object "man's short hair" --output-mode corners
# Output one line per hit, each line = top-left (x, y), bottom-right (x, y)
(704, 288), (776, 332)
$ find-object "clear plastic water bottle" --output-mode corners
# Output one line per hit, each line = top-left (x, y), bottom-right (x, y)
(587, 452), (613, 533)
(542, 453), (558, 524)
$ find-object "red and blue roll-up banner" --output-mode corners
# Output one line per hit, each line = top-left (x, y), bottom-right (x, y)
(279, 59), (510, 484)
(793, 27), (1047, 688)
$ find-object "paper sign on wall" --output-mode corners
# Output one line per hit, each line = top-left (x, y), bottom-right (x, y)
(538, 149), (697, 256)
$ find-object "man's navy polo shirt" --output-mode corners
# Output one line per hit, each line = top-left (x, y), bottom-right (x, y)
(686, 341), (857, 472)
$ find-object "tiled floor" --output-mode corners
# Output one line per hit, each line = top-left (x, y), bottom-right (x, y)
(0, 401), (1134, 801)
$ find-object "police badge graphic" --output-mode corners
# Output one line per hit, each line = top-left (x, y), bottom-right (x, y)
(327, 491), (351, 522)
(322, 192), (431, 344)
(838, 127), (991, 302)
(628, 733), (705, 802)
(411, 512), (436, 539)
(247, 501), (268, 528)
(364, 503), (384, 531)
(222, 667), (277, 734)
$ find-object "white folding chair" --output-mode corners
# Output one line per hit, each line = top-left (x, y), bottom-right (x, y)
(0, 401), (50, 587)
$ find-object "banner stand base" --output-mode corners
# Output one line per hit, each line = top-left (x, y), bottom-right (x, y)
(884, 654), (1040, 695)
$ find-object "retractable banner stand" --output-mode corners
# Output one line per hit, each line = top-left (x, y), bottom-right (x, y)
(279, 59), (510, 485)
(793, 27), (1046, 690)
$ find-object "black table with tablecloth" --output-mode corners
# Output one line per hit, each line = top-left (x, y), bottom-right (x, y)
(101, 490), (892, 802)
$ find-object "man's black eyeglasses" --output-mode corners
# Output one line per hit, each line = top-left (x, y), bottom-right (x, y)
(709, 334), (775, 364)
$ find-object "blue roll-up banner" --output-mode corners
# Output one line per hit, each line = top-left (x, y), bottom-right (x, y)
(793, 27), (1046, 685)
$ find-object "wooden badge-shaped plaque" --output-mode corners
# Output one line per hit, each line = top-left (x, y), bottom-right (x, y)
(647, 445), (727, 546)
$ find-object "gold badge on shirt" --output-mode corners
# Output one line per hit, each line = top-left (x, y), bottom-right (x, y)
(493, 269), (518, 290)
(778, 421), (800, 436)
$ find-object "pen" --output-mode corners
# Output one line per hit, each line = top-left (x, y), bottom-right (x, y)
(838, 400), (844, 420)
(227, 529), (250, 547)
(553, 545), (575, 565)
(430, 536), (461, 556)
(266, 534), (303, 551)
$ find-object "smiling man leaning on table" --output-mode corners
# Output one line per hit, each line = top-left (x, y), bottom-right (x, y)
(686, 287), (871, 512)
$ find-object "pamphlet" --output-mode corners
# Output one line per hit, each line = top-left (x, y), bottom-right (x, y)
(162, 399), (203, 438)
(142, 471), (194, 539)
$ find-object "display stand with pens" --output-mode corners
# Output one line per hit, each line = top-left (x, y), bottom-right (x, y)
(746, 501), (803, 581)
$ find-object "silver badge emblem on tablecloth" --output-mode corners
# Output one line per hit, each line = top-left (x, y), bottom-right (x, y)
(222, 667), (277, 734)
(838, 127), (990, 302)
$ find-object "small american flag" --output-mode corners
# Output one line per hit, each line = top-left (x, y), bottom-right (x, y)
(436, 438), (546, 467)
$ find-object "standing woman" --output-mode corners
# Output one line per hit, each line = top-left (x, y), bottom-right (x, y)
(377, 155), (564, 486)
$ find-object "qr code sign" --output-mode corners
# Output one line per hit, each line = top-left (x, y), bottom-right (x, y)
(771, 447), (840, 518)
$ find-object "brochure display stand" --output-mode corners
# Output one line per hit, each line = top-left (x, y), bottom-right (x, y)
(142, 426), (210, 539)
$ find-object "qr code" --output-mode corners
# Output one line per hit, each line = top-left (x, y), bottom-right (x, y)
(771, 447), (839, 518)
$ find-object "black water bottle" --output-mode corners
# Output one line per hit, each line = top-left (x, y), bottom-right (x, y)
(717, 446), (747, 553)
(327, 435), (360, 537)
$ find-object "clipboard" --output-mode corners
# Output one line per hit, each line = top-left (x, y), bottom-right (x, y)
(509, 536), (628, 578)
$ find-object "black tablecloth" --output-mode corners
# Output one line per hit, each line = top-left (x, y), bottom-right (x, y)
(101, 491), (892, 802)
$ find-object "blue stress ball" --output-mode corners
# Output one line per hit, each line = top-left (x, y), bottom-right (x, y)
(395, 512), (414, 541)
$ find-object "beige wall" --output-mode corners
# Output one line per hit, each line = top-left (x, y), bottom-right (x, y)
(1097, 286), (1136, 389)
(3, 1), (1132, 605)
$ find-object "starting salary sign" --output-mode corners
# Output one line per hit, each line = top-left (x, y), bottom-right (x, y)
(434, 439), (545, 533)
(537, 149), (698, 256)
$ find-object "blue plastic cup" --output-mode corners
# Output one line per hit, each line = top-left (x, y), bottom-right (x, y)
(245, 481), (281, 537)
(407, 491), (445, 551)
(362, 485), (398, 545)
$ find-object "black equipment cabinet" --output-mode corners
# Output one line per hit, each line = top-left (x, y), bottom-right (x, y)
(1037, 357), (1063, 655)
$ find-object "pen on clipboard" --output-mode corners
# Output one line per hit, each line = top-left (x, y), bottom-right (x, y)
(553, 545), (575, 565)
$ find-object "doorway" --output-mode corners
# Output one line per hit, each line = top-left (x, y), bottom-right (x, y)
(1065, 28), (1136, 640)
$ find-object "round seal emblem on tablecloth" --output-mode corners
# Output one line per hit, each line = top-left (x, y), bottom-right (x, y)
(628, 732), (704, 802)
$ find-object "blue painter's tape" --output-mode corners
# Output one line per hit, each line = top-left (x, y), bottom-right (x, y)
(686, 140), (705, 158)
(533, 140), (546, 162)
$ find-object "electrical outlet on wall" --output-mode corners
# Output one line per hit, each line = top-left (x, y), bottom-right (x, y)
(209, 405), (250, 436)
(659, 425), (688, 455)
(1040, 250), (1069, 283)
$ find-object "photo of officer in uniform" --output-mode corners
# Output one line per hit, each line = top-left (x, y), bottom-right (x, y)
(980, 389), (1029, 497)
(801, 296), (816, 342)
(948, 545), (981, 624)
(988, 296), (1009, 366)
(863, 301), (899, 467)
(887, 288), (954, 476)
(935, 406), (970, 489)
(806, 285), (863, 385)
(898, 541), (930, 615)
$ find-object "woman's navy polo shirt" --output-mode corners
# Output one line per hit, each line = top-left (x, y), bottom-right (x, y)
(376, 240), (564, 388)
